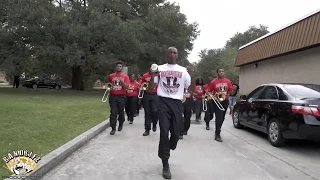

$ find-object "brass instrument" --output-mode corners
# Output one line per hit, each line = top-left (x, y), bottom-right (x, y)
(207, 91), (226, 111)
(101, 83), (113, 102)
(216, 92), (227, 102)
(150, 64), (159, 72)
(202, 94), (210, 111)
(138, 82), (149, 99)
(182, 89), (188, 103)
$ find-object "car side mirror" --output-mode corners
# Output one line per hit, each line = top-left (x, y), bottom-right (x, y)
(240, 95), (247, 100)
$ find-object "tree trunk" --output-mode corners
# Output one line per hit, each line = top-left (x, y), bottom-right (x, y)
(71, 66), (84, 91)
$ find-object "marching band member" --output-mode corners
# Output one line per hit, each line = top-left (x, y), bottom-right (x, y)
(193, 78), (205, 122)
(207, 68), (234, 142)
(180, 88), (193, 138)
(136, 74), (143, 116)
(108, 61), (130, 135)
(125, 74), (139, 124)
(203, 76), (214, 130)
(141, 64), (159, 136)
(148, 47), (194, 179)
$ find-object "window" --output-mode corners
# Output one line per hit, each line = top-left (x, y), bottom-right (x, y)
(276, 87), (288, 100)
(260, 86), (278, 100)
(247, 86), (265, 99)
(283, 85), (320, 99)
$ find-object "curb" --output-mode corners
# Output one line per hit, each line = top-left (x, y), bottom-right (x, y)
(4, 120), (110, 180)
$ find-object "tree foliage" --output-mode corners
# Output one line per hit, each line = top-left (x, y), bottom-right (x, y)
(0, 0), (199, 89)
(194, 25), (269, 84)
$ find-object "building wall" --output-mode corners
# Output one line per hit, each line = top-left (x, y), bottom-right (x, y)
(239, 46), (320, 95)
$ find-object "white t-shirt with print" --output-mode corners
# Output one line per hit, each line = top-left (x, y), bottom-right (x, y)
(154, 63), (191, 100)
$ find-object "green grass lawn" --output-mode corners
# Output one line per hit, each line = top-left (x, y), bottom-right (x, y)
(0, 87), (110, 176)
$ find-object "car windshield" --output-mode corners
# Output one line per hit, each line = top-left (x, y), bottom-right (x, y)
(283, 85), (320, 99)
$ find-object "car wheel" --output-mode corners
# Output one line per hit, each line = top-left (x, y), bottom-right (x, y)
(232, 109), (243, 129)
(32, 84), (38, 89)
(55, 85), (59, 89)
(268, 118), (287, 147)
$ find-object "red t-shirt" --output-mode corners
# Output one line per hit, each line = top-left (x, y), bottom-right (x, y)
(194, 85), (204, 99)
(108, 73), (130, 95)
(126, 81), (139, 97)
(141, 72), (157, 93)
(208, 78), (233, 100)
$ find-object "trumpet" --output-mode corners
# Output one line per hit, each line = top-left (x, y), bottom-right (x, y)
(202, 94), (211, 111)
(208, 91), (226, 111)
(138, 82), (149, 99)
(102, 83), (113, 102)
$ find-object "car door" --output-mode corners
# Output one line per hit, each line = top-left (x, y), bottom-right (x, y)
(253, 86), (280, 132)
(238, 86), (265, 127)
(37, 78), (45, 87)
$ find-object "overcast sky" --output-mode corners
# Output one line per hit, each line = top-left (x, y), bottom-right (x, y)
(168, 0), (320, 63)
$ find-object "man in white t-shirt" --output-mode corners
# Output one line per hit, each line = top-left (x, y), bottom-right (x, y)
(148, 47), (194, 179)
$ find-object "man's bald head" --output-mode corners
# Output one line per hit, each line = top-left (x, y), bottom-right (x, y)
(166, 47), (178, 64)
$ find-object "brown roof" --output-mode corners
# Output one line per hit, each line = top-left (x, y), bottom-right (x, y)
(235, 9), (320, 67)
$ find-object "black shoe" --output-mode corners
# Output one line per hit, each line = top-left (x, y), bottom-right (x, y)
(110, 127), (116, 135)
(143, 130), (150, 136)
(162, 166), (171, 179)
(152, 125), (157, 132)
(179, 135), (183, 139)
(206, 125), (210, 130)
(118, 123), (123, 131)
(129, 121), (133, 124)
(183, 131), (187, 135)
(215, 134), (223, 142)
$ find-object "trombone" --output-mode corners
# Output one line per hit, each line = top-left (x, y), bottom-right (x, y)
(202, 94), (210, 111)
(101, 83), (113, 102)
(208, 91), (226, 111)
(138, 82), (149, 99)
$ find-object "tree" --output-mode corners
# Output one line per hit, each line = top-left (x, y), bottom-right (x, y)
(225, 24), (269, 49)
(0, 0), (199, 90)
(195, 25), (269, 83)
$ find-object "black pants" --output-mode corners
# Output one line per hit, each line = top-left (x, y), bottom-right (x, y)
(125, 96), (137, 121)
(136, 98), (142, 115)
(192, 100), (195, 113)
(13, 77), (19, 88)
(109, 94), (127, 128)
(204, 100), (214, 123)
(181, 98), (193, 134)
(158, 97), (183, 160)
(195, 98), (202, 120)
(212, 100), (229, 135)
(142, 93), (159, 131)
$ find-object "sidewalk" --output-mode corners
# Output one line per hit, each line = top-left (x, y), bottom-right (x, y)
(42, 111), (274, 180)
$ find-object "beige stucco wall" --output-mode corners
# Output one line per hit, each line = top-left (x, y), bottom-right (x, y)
(239, 46), (320, 95)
